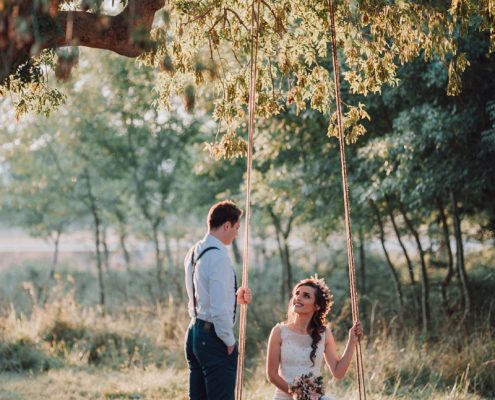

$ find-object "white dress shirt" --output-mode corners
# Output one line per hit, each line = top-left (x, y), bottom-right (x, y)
(184, 233), (237, 347)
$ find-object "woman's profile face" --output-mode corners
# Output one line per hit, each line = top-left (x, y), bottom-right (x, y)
(291, 285), (319, 316)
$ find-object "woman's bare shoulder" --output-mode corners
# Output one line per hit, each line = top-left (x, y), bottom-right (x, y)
(270, 323), (284, 339)
(324, 324), (334, 342)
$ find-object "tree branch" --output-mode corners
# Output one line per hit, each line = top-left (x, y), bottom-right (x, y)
(1, 0), (164, 83)
(55, 0), (164, 56)
(224, 7), (249, 31)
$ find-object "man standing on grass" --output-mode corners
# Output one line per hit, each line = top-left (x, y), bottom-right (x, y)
(184, 200), (252, 400)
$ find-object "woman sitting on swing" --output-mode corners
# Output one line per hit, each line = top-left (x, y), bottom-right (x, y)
(266, 277), (363, 399)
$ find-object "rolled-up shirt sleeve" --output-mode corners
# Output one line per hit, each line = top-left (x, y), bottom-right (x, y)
(208, 254), (236, 347)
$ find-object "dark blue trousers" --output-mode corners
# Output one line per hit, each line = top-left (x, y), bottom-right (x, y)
(185, 319), (238, 400)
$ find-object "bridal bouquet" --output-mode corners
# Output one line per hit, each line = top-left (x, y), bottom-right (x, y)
(288, 372), (325, 400)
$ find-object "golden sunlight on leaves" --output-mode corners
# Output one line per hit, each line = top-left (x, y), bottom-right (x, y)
(204, 130), (248, 160)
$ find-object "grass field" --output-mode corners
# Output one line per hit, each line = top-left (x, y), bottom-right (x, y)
(0, 355), (486, 400)
(0, 295), (492, 400)
(0, 250), (494, 400)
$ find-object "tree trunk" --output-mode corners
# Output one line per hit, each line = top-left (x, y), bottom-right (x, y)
(283, 238), (292, 294)
(83, 169), (105, 309)
(358, 228), (366, 296)
(450, 190), (470, 320)
(50, 229), (61, 281)
(102, 227), (110, 273)
(437, 197), (455, 312)
(40, 228), (62, 305)
(163, 231), (174, 269)
(386, 196), (421, 315)
(119, 228), (131, 270)
(163, 231), (183, 301)
(258, 228), (268, 271)
(232, 237), (242, 265)
(357, 228), (367, 320)
(93, 208), (105, 308)
(152, 221), (164, 299)
(269, 208), (293, 301)
(114, 211), (131, 270)
(370, 201), (404, 314)
(274, 225), (287, 301)
(117, 220), (131, 301)
(399, 202), (430, 334)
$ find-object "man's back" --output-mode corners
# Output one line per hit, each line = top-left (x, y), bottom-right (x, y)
(184, 233), (237, 347)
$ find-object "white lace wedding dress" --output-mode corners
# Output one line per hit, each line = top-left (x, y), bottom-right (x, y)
(273, 323), (336, 400)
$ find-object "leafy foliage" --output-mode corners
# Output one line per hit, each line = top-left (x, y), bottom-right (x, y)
(0, 51), (66, 119)
(136, 0), (495, 153)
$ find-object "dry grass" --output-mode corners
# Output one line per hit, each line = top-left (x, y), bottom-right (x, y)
(0, 362), (485, 400)
(0, 367), (190, 400)
(0, 274), (493, 399)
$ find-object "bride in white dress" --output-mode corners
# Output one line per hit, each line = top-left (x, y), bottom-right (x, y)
(266, 277), (363, 400)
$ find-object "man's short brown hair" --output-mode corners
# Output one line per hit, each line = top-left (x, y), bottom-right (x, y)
(207, 201), (243, 230)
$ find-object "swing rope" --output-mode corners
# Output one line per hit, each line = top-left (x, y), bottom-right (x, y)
(235, 1), (366, 398)
(327, 0), (367, 398)
(235, 0), (260, 399)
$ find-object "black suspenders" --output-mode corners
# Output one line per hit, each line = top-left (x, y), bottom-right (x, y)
(191, 246), (219, 318)
(190, 245), (238, 322)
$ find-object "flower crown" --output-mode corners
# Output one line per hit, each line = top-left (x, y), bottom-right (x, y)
(299, 274), (334, 318)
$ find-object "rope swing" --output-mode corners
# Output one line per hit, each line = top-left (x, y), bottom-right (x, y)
(235, 0), (366, 399)
(327, 0), (367, 398)
(235, 0), (260, 399)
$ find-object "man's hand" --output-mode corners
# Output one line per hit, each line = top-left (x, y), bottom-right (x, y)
(227, 345), (235, 355)
(236, 287), (252, 305)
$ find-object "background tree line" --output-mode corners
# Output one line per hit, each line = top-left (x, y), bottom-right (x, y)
(1, 25), (493, 337)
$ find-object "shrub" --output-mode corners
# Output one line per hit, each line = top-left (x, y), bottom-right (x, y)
(0, 338), (57, 372)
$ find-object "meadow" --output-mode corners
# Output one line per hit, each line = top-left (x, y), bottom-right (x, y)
(0, 246), (493, 400)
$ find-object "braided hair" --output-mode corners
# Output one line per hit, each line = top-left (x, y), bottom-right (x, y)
(287, 277), (334, 366)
